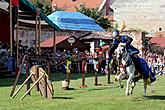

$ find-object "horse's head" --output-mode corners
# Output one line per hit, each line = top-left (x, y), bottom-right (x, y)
(116, 43), (127, 60)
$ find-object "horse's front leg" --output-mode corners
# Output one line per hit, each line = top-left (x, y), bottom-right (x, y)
(118, 78), (124, 88)
(130, 82), (136, 94)
(143, 79), (147, 96)
(126, 74), (134, 96)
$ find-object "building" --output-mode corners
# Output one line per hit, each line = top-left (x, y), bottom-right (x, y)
(51, 0), (115, 21)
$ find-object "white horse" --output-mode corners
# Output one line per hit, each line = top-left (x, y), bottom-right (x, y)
(115, 43), (148, 96)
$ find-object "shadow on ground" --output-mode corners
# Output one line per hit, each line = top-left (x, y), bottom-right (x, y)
(144, 95), (165, 100)
(0, 73), (106, 87)
(53, 96), (74, 100)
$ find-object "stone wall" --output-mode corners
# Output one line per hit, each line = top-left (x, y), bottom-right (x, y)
(17, 27), (90, 47)
(111, 0), (165, 32)
(122, 31), (144, 56)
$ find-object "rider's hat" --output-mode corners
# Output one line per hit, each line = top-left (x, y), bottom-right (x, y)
(112, 29), (120, 38)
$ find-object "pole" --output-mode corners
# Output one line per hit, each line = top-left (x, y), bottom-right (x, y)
(16, 7), (19, 76)
(20, 74), (44, 100)
(35, 13), (38, 54)
(26, 56), (30, 95)
(9, 0), (13, 57)
(10, 55), (27, 97)
(11, 73), (33, 99)
(107, 61), (110, 84)
(79, 59), (87, 88)
(47, 60), (51, 80)
(38, 17), (41, 55)
(53, 30), (56, 55)
(94, 72), (98, 85)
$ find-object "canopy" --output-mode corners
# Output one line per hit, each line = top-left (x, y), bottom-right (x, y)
(5, 0), (60, 30)
(47, 11), (105, 32)
(40, 36), (90, 51)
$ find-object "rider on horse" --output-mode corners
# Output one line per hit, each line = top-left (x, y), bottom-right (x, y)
(108, 29), (139, 61)
(109, 29), (156, 83)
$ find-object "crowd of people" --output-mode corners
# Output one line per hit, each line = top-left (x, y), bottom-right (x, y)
(0, 36), (165, 76)
(145, 51), (165, 75)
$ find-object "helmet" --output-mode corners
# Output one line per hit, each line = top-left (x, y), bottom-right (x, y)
(112, 30), (119, 38)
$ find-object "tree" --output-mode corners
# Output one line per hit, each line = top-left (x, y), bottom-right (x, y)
(76, 5), (113, 31)
(33, 0), (64, 16)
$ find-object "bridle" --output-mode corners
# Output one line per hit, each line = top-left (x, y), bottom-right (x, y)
(118, 45), (133, 67)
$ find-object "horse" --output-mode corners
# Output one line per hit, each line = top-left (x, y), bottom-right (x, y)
(115, 43), (149, 96)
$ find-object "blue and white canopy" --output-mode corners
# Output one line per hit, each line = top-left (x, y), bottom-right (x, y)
(48, 11), (105, 32)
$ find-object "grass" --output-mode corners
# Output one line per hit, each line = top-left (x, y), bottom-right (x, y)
(0, 73), (165, 110)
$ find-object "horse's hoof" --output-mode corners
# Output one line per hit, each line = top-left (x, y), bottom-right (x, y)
(126, 93), (129, 96)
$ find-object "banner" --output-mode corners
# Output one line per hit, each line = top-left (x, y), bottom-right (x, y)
(66, 60), (72, 74)
(12, 0), (19, 6)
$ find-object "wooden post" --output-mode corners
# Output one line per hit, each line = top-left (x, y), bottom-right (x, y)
(107, 61), (110, 84)
(82, 72), (85, 86)
(94, 72), (98, 85)
(20, 74), (44, 100)
(82, 60), (85, 86)
(16, 7), (19, 76)
(66, 71), (70, 86)
(10, 55), (27, 97)
(35, 13), (38, 54)
(11, 73), (33, 99)
(38, 17), (41, 55)
(36, 66), (39, 91)
(47, 60), (51, 80)
(44, 75), (48, 98)
(53, 30), (56, 55)
(79, 59), (87, 88)
(9, 0), (13, 57)
(26, 56), (30, 95)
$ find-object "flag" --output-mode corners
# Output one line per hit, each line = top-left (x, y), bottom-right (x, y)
(99, 39), (106, 47)
(66, 60), (72, 74)
(12, 0), (19, 6)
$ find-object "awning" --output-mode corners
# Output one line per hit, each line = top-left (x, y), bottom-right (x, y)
(5, 0), (60, 30)
(40, 36), (90, 50)
(47, 11), (105, 32)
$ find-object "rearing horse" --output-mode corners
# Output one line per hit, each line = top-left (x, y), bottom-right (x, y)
(115, 43), (148, 96)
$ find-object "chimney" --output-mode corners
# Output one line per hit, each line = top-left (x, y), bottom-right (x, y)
(52, 3), (57, 11)
(106, 0), (110, 15)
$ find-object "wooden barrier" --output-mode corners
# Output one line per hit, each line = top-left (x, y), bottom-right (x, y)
(11, 65), (54, 100)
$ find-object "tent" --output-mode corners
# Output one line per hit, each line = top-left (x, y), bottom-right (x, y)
(48, 11), (105, 32)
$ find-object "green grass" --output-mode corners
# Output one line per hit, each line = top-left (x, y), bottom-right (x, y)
(0, 73), (165, 110)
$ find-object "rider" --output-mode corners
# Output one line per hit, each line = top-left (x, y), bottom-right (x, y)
(108, 29), (140, 61)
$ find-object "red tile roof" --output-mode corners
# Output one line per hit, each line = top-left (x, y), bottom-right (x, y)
(149, 37), (165, 47)
(40, 36), (70, 47)
(52, 0), (103, 11)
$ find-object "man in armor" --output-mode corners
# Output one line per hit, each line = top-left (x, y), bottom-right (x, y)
(108, 29), (139, 61)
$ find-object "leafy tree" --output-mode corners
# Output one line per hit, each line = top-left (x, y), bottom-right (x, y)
(33, 0), (64, 15)
(76, 5), (113, 31)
